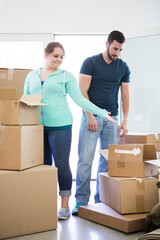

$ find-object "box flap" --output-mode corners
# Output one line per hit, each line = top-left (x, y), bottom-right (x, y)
(145, 159), (160, 167)
(99, 172), (155, 182)
(98, 149), (108, 160)
(0, 88), (18, 100)
(143, 144), (157, 160)
(20, 95), (47, 106)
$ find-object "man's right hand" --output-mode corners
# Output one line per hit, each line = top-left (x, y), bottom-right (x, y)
(87, 114), (98, 132)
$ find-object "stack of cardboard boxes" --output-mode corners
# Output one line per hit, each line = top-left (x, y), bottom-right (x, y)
(79, 134), (160, 233)
(0, 69), (57, 239)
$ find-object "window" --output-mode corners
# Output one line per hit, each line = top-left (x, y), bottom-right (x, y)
(0, 34), (52, 69)
(0, 41), (43, 69)
(121, 34), (160, 133)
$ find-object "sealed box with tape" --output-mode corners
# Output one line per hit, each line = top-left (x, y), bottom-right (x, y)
(99, 172), (159, 214)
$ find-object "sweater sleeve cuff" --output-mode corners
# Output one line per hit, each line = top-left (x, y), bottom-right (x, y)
(99, 109), (108, 119)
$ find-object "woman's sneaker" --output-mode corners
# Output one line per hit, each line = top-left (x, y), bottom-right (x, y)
(58, 207), (71, 220)
(72, 203), (85, 216)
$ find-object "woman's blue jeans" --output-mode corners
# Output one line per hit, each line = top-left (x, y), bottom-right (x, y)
(75, 113), (120, 204)
(44, 128), (72, 197)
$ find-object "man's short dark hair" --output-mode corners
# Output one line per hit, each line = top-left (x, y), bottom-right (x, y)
(107, 31), (125, 44)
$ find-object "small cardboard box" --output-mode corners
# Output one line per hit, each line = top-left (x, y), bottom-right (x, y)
(99, 144), (158, 178)
(78, 203), (147, 233)
(0, 165), (57, 239)
(0, 125), (44, 170)
(119, 133), (160, 151)
(99, 172), (159, 214)
(0, 68), (32, 99)
(0, 88), (46, 125)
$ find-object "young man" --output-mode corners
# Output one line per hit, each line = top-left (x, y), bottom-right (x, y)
(72, 30), (130, 215)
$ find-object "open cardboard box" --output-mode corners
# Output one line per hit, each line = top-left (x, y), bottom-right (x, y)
(99, 172), (159, 214)
(119, 133), (160, 151)
(99, 144), (158, 178)
(0, 88), (47, 125)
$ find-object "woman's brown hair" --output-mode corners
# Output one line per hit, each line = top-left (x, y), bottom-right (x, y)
(45, 42), (65, 55)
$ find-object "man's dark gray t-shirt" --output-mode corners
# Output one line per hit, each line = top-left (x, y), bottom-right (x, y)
(80, 53), (130, 116)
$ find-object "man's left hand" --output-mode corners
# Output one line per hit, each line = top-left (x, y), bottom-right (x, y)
(119, 119), (128, 137)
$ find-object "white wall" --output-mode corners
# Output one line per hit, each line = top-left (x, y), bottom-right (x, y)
(121, 34), (160, 133)
(0, 0), (160, 37)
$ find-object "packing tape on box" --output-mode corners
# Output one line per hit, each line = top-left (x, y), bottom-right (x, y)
(135, 180), (145, 212)
(114, 147), (141, 156)
(130, 177), (143, 184)
(32, 126), (36, 135)
(8, 69), (14, 81)
(0, 125), (5, 160)
(136, 179), (145, 191)
(117, 161), (125, 168)
(136, 195), (145, 212)
(0, 125), (5, 146)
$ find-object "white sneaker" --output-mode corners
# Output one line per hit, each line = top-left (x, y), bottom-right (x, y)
(58, 208), (71, 220)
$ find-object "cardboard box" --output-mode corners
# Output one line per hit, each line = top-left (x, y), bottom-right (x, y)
(158, 169), (160, 203)
(78, 203), (147, 233)
(99, 172), (159, 214)
(0, 165), (57, 239)
(0, 125), (44, 170)
(100, 144), (158, 178)
(0, 68), (32, 99)
(145, 160), (160, 202)
(119, 133), (160, 151)
(0, 88), (46, 125)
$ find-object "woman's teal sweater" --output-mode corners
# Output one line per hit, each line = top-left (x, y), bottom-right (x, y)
(24, 68), (108, 127)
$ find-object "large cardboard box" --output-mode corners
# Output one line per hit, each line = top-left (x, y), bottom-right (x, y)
(0, 165), (57, 239)
(0, 88), (46, 125)
(100, 144), (158, 177)
(99, 172), (159, 214)
(0, 125), (43, 170)
(119, 133), (160, 151)
(0, 68), (32, 99)
(78, 203), (147, 233)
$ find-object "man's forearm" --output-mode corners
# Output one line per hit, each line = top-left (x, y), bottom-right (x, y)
(122, 95), (129, 121)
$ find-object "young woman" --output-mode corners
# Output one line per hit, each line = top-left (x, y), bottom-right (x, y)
(24, 42), (116, 220)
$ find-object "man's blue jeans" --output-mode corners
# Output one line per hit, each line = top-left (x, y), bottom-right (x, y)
(75, 113), (120, 204)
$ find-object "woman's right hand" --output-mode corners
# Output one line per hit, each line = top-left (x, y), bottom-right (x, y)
(105, 112), (116, 124)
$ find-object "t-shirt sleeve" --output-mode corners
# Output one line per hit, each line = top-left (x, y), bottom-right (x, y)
(80, 57), (93, 76)
(121, 63), (131, 83)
